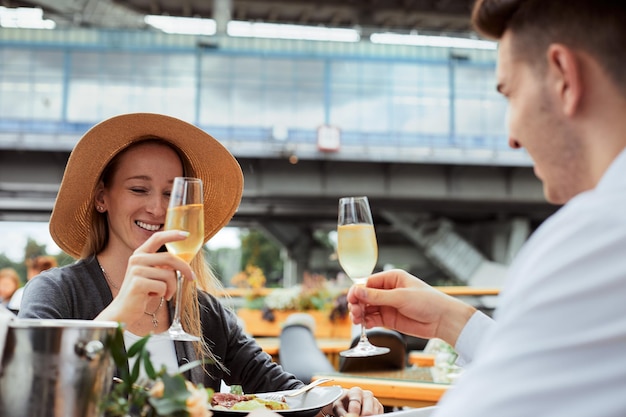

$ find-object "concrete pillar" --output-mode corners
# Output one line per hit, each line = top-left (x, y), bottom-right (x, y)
(213, 0), (231, 35)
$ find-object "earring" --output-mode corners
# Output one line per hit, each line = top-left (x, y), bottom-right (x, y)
(96, 206), (104, 212)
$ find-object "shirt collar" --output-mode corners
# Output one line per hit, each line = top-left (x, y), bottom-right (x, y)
(595, 147), (626, 192)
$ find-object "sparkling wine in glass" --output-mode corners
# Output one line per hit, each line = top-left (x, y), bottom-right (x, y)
(337, 196), (390, 357)
(162, 177), (204, 341)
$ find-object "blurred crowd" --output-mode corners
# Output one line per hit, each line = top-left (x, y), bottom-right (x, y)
(1, 255), (57, 312)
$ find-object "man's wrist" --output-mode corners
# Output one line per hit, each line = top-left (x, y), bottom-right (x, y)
(439, 300), (477, 346)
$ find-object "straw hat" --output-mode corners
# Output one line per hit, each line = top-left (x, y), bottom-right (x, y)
(50, 113), (243, 259)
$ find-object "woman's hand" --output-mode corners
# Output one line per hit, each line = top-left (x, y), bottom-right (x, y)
(328, 387), (383, 417)
(96, 230), (194, 325)
(347, 269), (476, 347)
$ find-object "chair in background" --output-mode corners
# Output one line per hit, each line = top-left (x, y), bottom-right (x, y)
(279, 313), (335, 383)
(339, 328), (407, 372)
(404, 334), (429, 352)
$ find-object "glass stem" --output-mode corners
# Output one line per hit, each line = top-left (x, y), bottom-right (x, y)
(171, 270), (183, 329)
(359, 310), (368, 343)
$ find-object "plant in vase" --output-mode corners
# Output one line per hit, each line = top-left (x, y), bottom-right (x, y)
(101, 325), (213, 417)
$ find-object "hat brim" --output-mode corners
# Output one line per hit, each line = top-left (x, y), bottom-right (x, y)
(50, 113), (243, 259)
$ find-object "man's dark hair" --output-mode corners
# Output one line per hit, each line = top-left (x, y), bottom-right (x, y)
(471, 0), (626, 93)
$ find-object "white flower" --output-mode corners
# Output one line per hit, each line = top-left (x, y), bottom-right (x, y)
(264, 286), (301, 310)
(186, 385), (212, 417)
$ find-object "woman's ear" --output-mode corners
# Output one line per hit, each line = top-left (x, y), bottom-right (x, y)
(94, 181), (106, 213)
(546, 43), (583, 117)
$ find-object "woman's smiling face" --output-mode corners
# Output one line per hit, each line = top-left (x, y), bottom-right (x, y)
(99, 142), (183, 255)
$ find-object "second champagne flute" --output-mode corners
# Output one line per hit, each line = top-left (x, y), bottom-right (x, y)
(161, 177), (204, 341)
(337, 196), (390, 357)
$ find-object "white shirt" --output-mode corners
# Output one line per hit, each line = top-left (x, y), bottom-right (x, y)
(6, 287), (23, 311)
(123, 331), (179, 378)
(435, 149), (626, 417)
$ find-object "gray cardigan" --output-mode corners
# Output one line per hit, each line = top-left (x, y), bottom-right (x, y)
(18, 255), (302, 393)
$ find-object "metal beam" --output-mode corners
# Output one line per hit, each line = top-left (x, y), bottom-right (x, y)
(381, 211), (485, 282)
(20, 0), (146, 29)
(0, 149), (555, 224)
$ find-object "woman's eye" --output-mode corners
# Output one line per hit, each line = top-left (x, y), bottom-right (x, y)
(130, 188), (148, 194)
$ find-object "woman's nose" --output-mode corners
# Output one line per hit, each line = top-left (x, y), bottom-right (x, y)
(148, 197), (168, 215)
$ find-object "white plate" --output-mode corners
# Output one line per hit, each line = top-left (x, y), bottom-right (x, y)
(210, 385), (343, 417)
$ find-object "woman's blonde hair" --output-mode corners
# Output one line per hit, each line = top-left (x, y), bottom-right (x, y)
(0, 267), (20, 294)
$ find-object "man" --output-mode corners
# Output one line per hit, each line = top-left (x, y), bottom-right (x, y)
(347, 1), (626, 416)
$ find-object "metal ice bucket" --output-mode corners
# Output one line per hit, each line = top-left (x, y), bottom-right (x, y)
(0, 319), (118, 417)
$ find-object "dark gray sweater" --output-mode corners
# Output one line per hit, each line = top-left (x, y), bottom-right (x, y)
(18, 255), (302, 393)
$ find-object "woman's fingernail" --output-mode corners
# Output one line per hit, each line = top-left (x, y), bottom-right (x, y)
(191, 271), (197, 281)
(178, 231), (190, 237)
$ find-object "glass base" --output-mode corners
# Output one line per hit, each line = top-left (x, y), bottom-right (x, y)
(157, 325), (201, 342)
(340, 340), (390, 358)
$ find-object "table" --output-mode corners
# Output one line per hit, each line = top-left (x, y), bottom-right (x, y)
(408, 351), (435, 367)
(220, 286), (500, 298)
(256, 337), (351, 369)
(312, 367), (450, 408)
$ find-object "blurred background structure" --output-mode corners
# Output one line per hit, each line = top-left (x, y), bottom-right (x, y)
(0, 0), (557, 292)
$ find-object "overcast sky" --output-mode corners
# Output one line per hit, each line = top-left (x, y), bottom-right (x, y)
(0, 222), (241, 262)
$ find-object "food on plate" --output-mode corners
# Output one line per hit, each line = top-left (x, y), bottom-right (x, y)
(210, 392), (290, 411)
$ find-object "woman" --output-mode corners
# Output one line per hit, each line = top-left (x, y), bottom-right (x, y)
(19, 113), (382, 416)
(0, 267), (20, 307)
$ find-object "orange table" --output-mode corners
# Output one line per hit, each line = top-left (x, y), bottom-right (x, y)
(220, 286), (499, 298)
(312, 367), (450, 408)
(408, 351), (436, 367)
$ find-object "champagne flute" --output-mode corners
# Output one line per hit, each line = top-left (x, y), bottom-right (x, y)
(162, 177), (204, 341)
(337, 196), (390, 357)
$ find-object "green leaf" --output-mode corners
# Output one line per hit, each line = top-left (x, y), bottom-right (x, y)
(178, 358), (213, 374)
(127, 334), (150, 357)
(130, 353), (142, 383)
(143, 349), (157, 380)
(148, 396), (187, 415)
(162, 373), (191, 401)
(149, 373), (191, 416)
(106, 325), (133, 393)
(108, 325), (129, 368)
(206, 387), (215, 404)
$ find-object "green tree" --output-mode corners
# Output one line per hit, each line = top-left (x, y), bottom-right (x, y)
(24, 238), (47, 260)
(313, 229), (336, 250)
(205, 246), (241, 285)
(0, 253), (14, 269)
(54, 251), (75, 267)
(0, 253), (24, 284)
(239, 229), (283, 286)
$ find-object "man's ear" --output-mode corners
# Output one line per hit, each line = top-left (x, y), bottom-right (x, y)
(546, 43), (583, 117)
